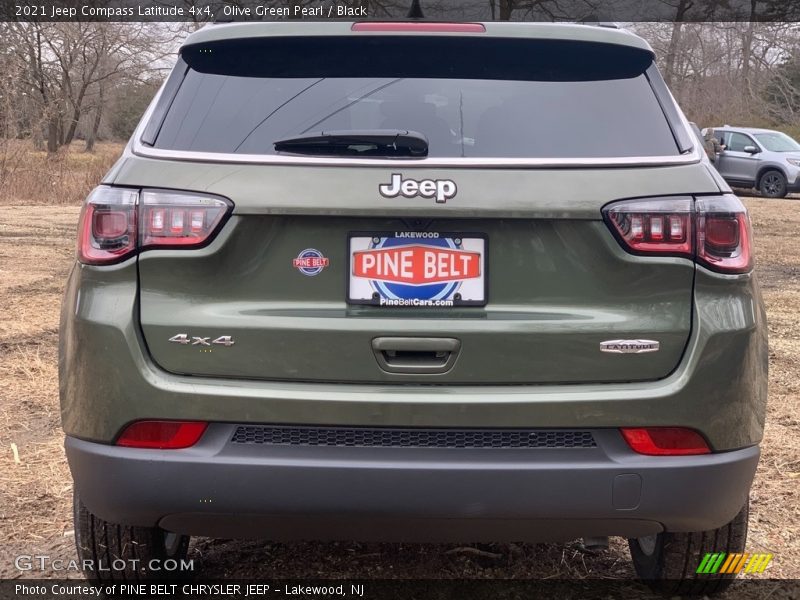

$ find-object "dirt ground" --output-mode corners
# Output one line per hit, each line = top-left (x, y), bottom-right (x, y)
(0, 198), (798, 594)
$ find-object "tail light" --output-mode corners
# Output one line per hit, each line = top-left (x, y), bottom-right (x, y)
(603, 194), (753, 274)
(695, 196), (753, 273)
(78, 186), (232, 265)
(140, 190), (230, 248)
(116, 420), (208, 449)
(621, 427), (711, 456)
(604, 197), (692, 257)
(78, 187), (138, 265)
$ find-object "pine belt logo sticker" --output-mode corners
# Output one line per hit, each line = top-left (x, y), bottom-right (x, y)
(293, 248), (330, 276)
(696, 552), (773, 575)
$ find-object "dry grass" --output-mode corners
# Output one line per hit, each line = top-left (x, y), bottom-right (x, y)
(0, 207), (78, 559)
(0, 141), (124, 206)
(0, 206), (80, 578)
(0, 197), (797, 593)
(740, 198), (800, 581)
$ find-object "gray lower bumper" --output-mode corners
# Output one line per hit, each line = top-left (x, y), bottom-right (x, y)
(66, 426), (759, 542)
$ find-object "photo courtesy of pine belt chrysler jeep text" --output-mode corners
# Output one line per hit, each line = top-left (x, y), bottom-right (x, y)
(59, 21), (768, 597)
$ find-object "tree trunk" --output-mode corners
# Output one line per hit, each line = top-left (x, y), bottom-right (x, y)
(33, 27), (49, 152)
(47, 117), (59, 154)
(57, 114), (65, 146)
(499, 0), (513, 20)
(85, 85), (104, 152)
(65, 80), (92, 145)
(663, 0), (691, 88)
(741, 1), (758, 96)
(663, 22), (684, 88)
(33, 128), (45, 151)
(85, 110), (99, 152)
(64, 104), (81, 146)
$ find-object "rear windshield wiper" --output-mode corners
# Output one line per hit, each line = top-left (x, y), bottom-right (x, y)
(273, 130), (428, 158)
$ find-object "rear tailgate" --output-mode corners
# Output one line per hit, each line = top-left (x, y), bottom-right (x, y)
(125, 161), (714, 384)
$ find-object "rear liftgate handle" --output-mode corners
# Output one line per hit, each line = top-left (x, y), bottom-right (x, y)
(371, 337), (461, 375)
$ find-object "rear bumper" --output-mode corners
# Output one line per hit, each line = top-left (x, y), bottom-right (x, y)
(66, 428), (759, 542)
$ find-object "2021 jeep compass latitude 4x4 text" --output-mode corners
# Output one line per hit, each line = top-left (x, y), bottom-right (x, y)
(60, 21), (767, 595)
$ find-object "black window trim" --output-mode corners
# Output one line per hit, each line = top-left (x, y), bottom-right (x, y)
(140, 57), (189, 147)
(645, 64), (694, 155)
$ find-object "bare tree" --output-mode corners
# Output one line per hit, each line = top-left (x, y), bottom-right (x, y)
(0, 22), (185, 154)
(633, 21), (800, 127)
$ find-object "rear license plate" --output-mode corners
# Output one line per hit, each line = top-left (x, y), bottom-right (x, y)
(348, 232), (487, 307)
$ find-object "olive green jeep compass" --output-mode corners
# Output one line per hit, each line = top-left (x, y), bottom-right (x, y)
(60, 21), (768, 595)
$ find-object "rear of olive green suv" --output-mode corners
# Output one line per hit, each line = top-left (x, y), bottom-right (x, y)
(60, 22), (767, 595)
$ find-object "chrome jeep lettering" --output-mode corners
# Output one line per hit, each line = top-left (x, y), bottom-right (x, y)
(379, 174), (457, 203)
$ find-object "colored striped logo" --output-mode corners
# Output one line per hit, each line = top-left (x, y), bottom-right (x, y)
(696, 552), (773, 574)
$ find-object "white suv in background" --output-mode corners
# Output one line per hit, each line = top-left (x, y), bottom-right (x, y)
(706, 126), (800, 198)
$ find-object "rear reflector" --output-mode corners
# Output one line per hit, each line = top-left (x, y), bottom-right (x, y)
(116, 420), (208, 449)
(603, 194), (753, 274)
(351, 22), (486, 33)
(621, 427), (711, 456)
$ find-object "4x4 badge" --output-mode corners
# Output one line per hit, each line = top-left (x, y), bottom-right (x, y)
(379, 173), (457, 203)
(169, 334), (235, 346)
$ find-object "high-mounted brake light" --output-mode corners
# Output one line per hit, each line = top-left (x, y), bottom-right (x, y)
(603, 194), (753, 274)
(77, 186), (232, 265)
(351, 22), (486, 33)
(621, 427), (711, 456)
(116, 420), (208, 449)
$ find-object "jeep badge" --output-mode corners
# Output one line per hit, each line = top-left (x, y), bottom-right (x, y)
(379, 173), (457, 203)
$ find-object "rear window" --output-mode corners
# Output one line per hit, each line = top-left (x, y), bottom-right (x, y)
(148, 36), (680, 159)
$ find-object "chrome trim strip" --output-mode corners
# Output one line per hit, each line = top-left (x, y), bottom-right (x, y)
(130, 78), (704, 169)
(132, 142), (703, 168)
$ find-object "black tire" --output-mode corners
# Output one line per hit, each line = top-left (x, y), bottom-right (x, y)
(74, 491), (190, 583)
(758, 170), (788, 198)
(628, 500), (749, 597)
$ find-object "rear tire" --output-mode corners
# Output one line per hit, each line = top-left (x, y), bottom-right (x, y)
(74, 491), (190, 583)
(758, 170), (787, 198)
(628, 500), (749, 597)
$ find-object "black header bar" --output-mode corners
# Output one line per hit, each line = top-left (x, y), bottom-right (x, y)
(2, 0), (800, 23)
